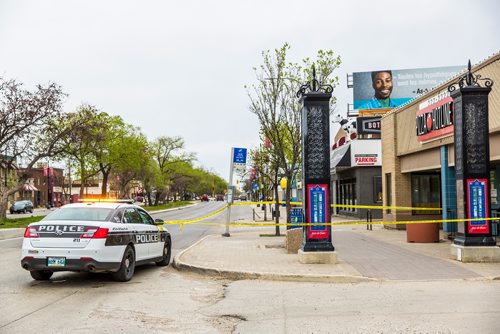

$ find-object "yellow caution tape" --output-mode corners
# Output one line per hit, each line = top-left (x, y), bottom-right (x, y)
(157, 201), (487, 228)
(162, 215), (499, 228)
(162, 204), (229, 231)
(229, 200), (442, 211)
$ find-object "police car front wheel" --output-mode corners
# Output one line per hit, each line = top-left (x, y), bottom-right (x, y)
(112, 245), (135, 282)
(30, 270), (53, 281)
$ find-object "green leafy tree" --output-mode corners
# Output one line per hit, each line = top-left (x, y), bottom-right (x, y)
(61, 105), (106, 196)
(136, 156), (162, 205)
(248, 43), (341, 229)
(151, 136), (195, 205)
(112, 132), (150, 197)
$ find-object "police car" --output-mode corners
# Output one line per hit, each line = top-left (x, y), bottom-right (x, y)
(21, 200), (171, 282)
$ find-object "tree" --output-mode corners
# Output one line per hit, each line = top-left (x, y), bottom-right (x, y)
(97, 119), (145, 196)
(112, 132), (150, 197)
(0, 78), (70, 219)
(248, 44), (341, 230)
(61, 105), (105, 196)
(136, 156), (162, 205)
(151, 136), (195, 205)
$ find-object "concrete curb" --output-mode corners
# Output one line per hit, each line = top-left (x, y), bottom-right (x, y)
(173, 235), (376, 284)
(0, 228), (24, 240)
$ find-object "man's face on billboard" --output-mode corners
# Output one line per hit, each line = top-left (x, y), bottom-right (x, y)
(372, 72), (393, 99)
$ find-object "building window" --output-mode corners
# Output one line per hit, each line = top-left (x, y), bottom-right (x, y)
(373, 176), (382, 203)
(386, 174), (392, 213)
(411, 173), (442, 215)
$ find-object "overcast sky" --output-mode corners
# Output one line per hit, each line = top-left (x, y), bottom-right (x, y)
(1, 0), (499, 181)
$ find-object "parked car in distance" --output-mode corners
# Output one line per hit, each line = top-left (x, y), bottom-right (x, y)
(239, 194), (247, 201)
(216, 194), (224, 201)
(201, 194), (209, 202)
(10, 200), (34, 214)
(233, 194), (240, 201)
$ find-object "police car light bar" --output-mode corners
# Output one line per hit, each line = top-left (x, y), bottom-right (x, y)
(78, 198), (135, 204)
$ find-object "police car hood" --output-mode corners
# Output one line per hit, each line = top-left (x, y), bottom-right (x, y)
(28, 220), (103, 249)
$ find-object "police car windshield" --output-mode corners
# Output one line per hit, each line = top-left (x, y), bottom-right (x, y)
(43, 207), (114, 221)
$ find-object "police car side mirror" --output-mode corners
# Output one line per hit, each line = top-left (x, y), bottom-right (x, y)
(154, 218), (164, 225)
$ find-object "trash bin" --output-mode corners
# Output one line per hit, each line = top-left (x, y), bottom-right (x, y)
(406, 223), (439, 243)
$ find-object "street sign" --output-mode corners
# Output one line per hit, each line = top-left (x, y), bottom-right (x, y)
(290, 208), (303, 229)
(233, 148), (247, 164)
(467, 178), (489, 234)
(307, 184), (329, 239)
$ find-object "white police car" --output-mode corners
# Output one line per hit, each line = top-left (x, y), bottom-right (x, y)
(21, 200), (171, 282)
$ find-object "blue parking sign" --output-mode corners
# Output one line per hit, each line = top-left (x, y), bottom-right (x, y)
(233, 148), (247, 164)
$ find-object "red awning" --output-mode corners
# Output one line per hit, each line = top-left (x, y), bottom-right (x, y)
(22, 183), (39, 191)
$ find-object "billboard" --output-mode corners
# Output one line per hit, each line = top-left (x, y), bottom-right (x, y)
(353, 65), (464, 110)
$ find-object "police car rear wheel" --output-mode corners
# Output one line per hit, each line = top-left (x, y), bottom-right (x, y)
(155, 238), (171, 266)
(30, 270), (53, 280)
(112, 245), (135, 282)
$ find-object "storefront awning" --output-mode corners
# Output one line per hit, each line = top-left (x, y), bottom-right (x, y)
(22, 183), (39, 192)
(330, 143), (351, 168)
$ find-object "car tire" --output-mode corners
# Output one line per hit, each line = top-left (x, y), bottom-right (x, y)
(112, 245), (135, 282)
(155, 238), (171, 267)
(30, 270), (53, 281)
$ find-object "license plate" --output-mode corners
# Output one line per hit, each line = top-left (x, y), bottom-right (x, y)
(47, 257), (66, 267)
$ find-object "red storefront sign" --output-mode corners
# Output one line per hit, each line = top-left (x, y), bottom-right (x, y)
(354, 154), (378, 166)
(416, 96), (454, 142)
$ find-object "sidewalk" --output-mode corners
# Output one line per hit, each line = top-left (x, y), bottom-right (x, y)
(174, 215), (500, 282)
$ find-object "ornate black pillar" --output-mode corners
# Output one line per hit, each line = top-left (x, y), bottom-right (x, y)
(297, 67), (335, 252)
(449, 61), (496, 247)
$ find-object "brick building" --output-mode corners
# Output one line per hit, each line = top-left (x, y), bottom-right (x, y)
(381, 52), (500, 237)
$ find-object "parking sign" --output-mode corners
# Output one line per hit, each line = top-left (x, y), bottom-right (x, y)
(233, 148), (247, 164)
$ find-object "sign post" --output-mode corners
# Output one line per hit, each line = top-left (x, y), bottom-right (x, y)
(448, 61), (497, 261)
(296, 66), (335, 260)
(223, 147), (247, 237)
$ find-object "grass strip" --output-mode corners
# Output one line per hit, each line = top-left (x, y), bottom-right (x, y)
(0, 215), (44, 229)
(142, 201), (193, 212)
